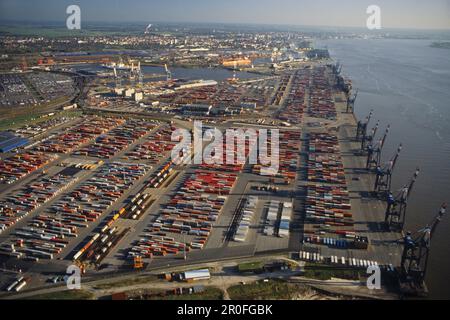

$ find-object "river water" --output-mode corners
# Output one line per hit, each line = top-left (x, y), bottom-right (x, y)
(316, 38), (450, 299)
(141, 65), (257, 81)
(73, 63), (258, 82)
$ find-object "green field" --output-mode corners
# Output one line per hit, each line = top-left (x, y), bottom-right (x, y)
(0, 113), (41, 131)
(26, 289), (94, 300)
(0, 110), (82, 131)
(0, 26), (133, 38)
(237, 261), (264, 273)
(147, 287), (223, 300)
(92, 275), (158, 290)
(228, 279), (300, 300)
(303, 263), (362, 281)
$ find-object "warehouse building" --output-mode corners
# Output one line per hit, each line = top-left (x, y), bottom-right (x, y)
(0, 131), (29, 153)
(175, 80), (218, 91)
(181, 104), (213, 116)
(182, 269), (211, 282)
(134, 92), (144, 102)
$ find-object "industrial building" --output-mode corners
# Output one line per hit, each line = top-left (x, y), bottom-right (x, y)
(240, 102), (257, 110)
(222, 58), (252, 67)
(0, 131), (29, 153)
(182, 269), (211, 282)
(125, 88), (135, 98)
(114, 88), (124, 95)
(181, 104), (213, 116)
(134, 92), (144, 102)
(175, 80), (218, 91)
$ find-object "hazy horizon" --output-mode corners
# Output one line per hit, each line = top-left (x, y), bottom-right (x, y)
(1, 0), (450, 30)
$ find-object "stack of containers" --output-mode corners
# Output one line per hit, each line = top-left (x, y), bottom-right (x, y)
(278, 69), (308, 124)
(0, 174), (77, 236)
(278, 201), (292, 238)
(0, 174), (79, 259)
(75, 119), (154, 159)
(307, 153), (346, 185)
(34, 117), (125, 154)
(5, 162), (150, 260)
(253, 130), (301, 181)
(308, 133), (339, 153)
(0, 152), (58, 184)
(271, 74), (290, 106)
(305, 184), (352, 226)
(201, 139), (251, 173)
(129, 234), (189, 258)
(264, 200), (280, 236)
(176, 86), (217, 105)
(308, 66), (337, 120)
(125, 124), (175, 163)
(134, 170), (238, 257)
(233, 196), (258, 242)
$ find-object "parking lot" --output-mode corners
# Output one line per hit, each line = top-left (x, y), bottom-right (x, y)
(0, 71), (77, 109)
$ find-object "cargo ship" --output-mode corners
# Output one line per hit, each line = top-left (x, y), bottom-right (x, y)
(101, 62), (133, 70)
(222, 57), (252, 68)
(101, 59), (133, 70)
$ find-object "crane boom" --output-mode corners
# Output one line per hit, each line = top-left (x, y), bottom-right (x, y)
(428, 203), (447, 237)
(384, 168), (420, 231)
(346, 88), (358, 113)
(356, 110), (373, 141)
(362, 119), (378, 151)
(164, 64), (172, 81)
(374, 143), (402, 193)
(400, 203), (447, 295)
(367, 124), (389, 170)
(379, 125), (390, 150)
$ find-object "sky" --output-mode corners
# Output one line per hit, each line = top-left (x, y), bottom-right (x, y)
(1, 0), (450, 30)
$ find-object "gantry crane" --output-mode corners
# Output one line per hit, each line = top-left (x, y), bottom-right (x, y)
(138, 61), (143, 87)
(336, 63), (342, 75)
(332, 61), (351, 94)
(164, 64), (172, 81)
(113, 66), (122, 88)
(400, 203), (447, 295)
(366, 124), (389, 169)
(356, 110), (373, 141)
(346, 89), (358, 113)
(361, 120), (378, 152)
(384, 168), (420, 231)
(374, 143), (402, 194)
(129, 61), (136, 86)
(144, 23), (152, 34)
(332, 61), (342, 75)
(127, 60), (143, 87)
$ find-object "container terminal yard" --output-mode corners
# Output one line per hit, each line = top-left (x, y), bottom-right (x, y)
(0, 33), (447, 300)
